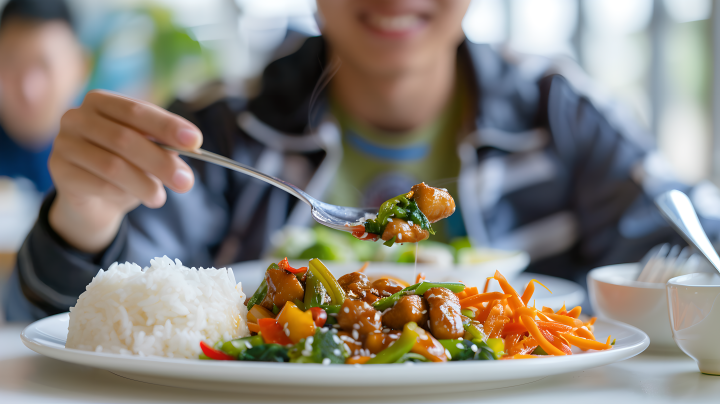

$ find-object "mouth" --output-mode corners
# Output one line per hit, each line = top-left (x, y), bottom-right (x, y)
(360, 13), (428, 38)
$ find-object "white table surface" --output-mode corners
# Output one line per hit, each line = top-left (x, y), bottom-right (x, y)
(1, 323), (718, 404)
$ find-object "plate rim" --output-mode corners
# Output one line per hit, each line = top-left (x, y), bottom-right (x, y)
(21, 312), (649, 387)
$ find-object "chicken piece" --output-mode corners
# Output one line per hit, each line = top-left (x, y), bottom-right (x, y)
(261, 267), (305, 309)
(362, 292), (381, 305)
(410, 182), (455, 223)
(337, 331), (363, 356)
(337, 299), (382, 336)
(371, 278), (404, 298)
(381, 295), (429, 330)
(423, 287), (464, 339)
(337, 272), (371, 299)
(381, 218), (429, 243)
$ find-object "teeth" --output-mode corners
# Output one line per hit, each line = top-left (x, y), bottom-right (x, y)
(367, 14), (423, 32)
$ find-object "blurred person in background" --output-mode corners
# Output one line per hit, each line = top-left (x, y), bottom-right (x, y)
(0, 0), (87, 194)
(5, 0), (715, 320)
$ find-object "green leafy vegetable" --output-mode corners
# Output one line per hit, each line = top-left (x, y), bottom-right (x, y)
(364, 193), (434, 237)
(240, 344), (289, 362)
(246, 263), (280, 311)
(288, 328), (349, 364)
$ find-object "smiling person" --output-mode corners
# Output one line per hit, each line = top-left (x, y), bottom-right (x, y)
(5, 0), (714, 320)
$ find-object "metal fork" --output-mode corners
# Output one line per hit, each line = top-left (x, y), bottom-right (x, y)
(636, 243), (701, 283)
(158, 145), (377, 232)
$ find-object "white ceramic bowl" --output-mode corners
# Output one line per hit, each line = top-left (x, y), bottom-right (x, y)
(666, 272), (720, 375)
(587, 263), (679, 352)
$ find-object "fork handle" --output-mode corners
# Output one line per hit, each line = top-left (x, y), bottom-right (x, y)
(157, 144), (314, 207)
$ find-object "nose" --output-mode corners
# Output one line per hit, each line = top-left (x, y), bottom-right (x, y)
(20, 66), (48, 106)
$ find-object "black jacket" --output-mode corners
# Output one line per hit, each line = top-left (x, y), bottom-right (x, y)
(6, 37), (711, 320)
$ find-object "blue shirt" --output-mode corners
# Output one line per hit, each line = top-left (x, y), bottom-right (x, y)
(0, 125), (54, 193)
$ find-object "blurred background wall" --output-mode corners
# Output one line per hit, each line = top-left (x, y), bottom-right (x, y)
(0, 0), (717, 282)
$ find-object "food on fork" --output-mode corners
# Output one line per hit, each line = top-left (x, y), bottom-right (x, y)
(348, 182), (456, 246)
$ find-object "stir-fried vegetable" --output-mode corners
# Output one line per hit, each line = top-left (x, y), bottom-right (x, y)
(363, 193), (435, 238)
(203, 259), (612, 365)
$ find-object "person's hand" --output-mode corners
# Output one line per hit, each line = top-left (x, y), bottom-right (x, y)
(48, 90), (202, 253)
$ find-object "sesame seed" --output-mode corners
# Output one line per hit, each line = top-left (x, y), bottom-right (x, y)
(285, 329), (291, 337)
(333, 335), (341, 344)
(353, 323), (360, 330)
(456, 343), (464, 349)
(382, 328), (390, 334)
(387, 218), (393, 222)
(421, 310), (427, 314)
(471, 345), (479, 353)
(344, 307), (350, 314)
(408, 221), (414, 226)
(398, 234), (403, 241)
(352, 329), (359, 340)
(333, 349), (341, 356)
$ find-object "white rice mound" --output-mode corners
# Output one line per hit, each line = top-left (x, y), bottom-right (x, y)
(66, 256), (249, 359)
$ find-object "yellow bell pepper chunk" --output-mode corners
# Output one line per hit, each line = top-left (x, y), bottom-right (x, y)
(276, 302), (316, 344)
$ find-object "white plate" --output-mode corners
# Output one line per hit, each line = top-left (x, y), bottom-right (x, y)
(231, 260), (582, 311)
(21, 313), (648, 396)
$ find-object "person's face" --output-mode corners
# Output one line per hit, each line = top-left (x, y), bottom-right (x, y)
(0, 19), (86, 145)
(316, 0), (471, 76)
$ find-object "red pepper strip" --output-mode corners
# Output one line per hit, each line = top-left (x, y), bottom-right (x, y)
(501, 322), (528, 336)
(536, 320), (573, 333)
(493, 271), (525, 311)
(278, 257), (307, 274)
(308, 307), (327, 327)
(540, 329), (572, 355)
(520, 314), (566, 356)
(200, 341), (235, 360)
(347, 225), (380, 241)
(521, 279), (553, 306)
(459, 292), (510, 309)
(257, 318), (293, 345)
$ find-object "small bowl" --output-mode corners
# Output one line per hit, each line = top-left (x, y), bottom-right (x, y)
(667, 272), (720, 375)
(587, 263), (679, 352)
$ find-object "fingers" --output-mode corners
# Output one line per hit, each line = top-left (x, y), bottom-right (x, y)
(67, 110), (194, 193)
(83, 90), (203, 150)
(53, 134), (167, 209)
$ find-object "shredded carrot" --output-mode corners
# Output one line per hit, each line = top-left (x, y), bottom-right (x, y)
(536, 320), (573, 333)
(501, 354), (540, 360)
(493, 271), (525, 310)
(415, 272), (425, 284)
(520, 314), (566, 356)
(574, 326), (595, 340)
(561, 333), (612, 351)
(482, 277), (492, 293)
(460, 292), (510, 309)
(502, 322), (528, 336)
(357, 262), (369, 273)
(345, 356), (372, 364)
(567, 306), (582, 318)
(540, 312), (584, 328)
(541, 328), (572, 355)
(521, 279), (552, 305)
(476, 299), (499, 324)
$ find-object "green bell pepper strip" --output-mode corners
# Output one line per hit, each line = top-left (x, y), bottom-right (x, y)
(463, 322), (485, 341)
(308, 259), (346, 305)
(461, 309), (476, 319)
(303, 270), (328, 308)
(373, 282), (465, 311)
(366, 322), (420, 364)
(220, 335), (264, 358)
(439, 339), (465, 360)
(318, 304), (341, 314)
(292, 299), (306, 311)
(246, 263), (280, 311)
